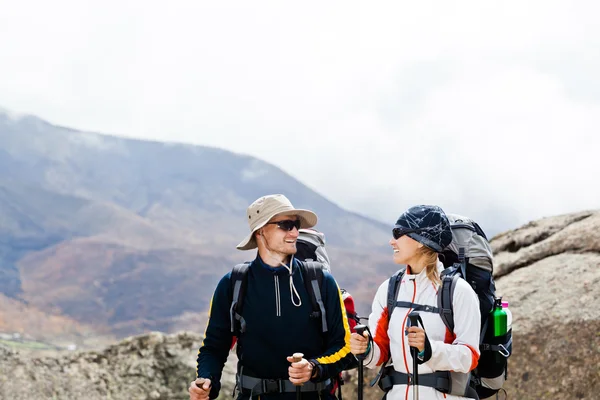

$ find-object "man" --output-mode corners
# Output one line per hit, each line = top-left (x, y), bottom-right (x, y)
(189, 194), (354, 400)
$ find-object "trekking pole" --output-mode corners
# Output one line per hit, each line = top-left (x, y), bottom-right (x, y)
(292, 352), (304, 400)
(408, 312), (420, 400)
(354, 324), (368, 400)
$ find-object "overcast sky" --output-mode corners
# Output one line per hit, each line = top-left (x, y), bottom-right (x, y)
(1, 1), (598, 234)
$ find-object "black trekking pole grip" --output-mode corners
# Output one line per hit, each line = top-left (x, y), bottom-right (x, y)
(354, 324), (369, 360)
(354, 324), (369, 400)
(408, 312), (420, 400)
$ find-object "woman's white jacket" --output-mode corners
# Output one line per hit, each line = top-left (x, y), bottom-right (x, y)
(364, 261), (481, 400)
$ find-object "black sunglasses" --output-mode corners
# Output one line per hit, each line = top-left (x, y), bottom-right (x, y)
(266, 219), (301, 231)
(392, 227), (422, 240)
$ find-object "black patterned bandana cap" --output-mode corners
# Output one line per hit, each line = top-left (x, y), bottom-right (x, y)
(393, 205), (452, 253)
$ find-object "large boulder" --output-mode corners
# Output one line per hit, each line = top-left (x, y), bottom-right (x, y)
(491, 210), (600, 399)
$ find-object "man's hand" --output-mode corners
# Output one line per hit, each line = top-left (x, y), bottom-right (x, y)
(287, 356), (313, 385)
(189, 378), (211, 400)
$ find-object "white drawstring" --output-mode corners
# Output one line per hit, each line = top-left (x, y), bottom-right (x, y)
(258, 234), (302, 308)
(279, 255), (302, 307)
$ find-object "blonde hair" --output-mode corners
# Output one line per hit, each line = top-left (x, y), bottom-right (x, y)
(415, 246), (441, 286)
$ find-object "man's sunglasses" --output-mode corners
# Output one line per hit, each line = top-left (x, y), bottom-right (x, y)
(265, 219), (301, 231)
(392, 227), (422, 240)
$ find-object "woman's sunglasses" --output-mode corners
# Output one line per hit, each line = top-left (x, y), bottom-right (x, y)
(392, 227), (422, 240)
(265, 219), (301, 231)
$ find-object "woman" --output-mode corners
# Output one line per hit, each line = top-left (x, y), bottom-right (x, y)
(351, 205), (481, 400)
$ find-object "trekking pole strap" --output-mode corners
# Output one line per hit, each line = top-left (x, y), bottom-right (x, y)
(378, 368), (450, 393)
(237, 374), (331, 395)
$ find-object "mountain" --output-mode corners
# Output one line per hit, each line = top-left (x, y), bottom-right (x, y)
(2, 210), (598, 400)
(0, 108), (394, 340)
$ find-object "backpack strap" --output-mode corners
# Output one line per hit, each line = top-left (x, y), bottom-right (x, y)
(458, 247), (467, 281)
(471, 221), (488, 241)
(437, 273), (459, 333)
(230, 262), (251, 335)
(387, 267), (438, 316)
(393, 301), (440, 314)
(387, 268), (406, 322)
(369, 267), (406, 389)
(300, 261), (328, 333)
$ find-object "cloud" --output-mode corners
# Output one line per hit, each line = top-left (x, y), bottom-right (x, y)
(0, 0), (598, 233)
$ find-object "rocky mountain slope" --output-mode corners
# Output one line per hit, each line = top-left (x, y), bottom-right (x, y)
(2, 210), (598, 399)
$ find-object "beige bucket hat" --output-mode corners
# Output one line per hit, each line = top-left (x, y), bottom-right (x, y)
(236, 194), (318, 250)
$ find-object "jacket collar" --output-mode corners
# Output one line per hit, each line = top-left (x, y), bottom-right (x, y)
(254, 253), (298, 275)
(404, 260), (444, 285)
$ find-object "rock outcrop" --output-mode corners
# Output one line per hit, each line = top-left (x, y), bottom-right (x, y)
(490, 210), (600, 399)
(0, 332), (236, 400)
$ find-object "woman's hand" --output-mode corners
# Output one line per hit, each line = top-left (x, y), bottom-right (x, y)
(406, 326), (425, 352)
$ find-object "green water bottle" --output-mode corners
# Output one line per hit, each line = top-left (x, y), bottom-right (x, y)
(491, 297), (507, 337)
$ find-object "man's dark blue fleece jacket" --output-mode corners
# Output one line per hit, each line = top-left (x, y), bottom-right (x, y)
(196, 255), (354, 399)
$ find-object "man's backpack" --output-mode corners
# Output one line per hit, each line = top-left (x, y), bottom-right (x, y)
(295, 229), (331, 271)
(384, 214), (512, 399)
